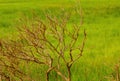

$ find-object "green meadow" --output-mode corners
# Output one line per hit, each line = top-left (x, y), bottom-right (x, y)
(0, 0), (120, 81)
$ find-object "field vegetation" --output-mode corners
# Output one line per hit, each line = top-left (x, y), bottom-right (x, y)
(0, 0), (120, 81)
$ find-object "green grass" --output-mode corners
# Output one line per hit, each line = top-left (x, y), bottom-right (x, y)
(0, 0), (120, 81)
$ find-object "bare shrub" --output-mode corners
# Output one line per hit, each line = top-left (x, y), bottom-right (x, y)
(16, 8), (86, 81)
(0, 40), (32, 81)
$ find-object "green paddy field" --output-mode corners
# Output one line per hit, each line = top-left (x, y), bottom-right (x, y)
(0, 0), (120, 81)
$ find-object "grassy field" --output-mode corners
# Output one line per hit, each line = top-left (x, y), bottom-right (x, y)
(0, 0), (120, 81)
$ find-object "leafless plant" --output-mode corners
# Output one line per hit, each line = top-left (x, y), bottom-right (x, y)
(16, 8), (86, 81)
(0, 40), (32, 81)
